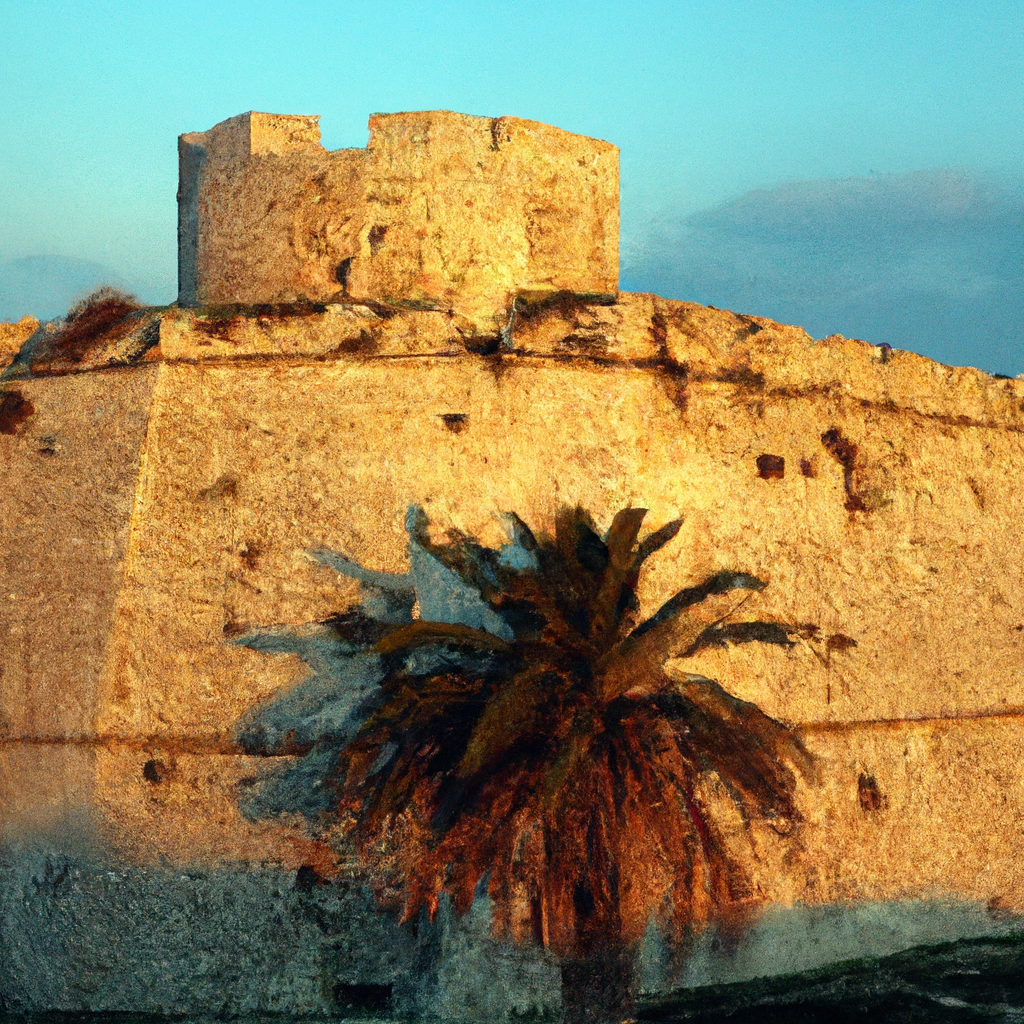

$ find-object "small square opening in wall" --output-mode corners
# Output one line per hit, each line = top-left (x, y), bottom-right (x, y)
(756, 454), (785, 479)
(440, 413), (469, 433)
(332, 982), (393, 1013)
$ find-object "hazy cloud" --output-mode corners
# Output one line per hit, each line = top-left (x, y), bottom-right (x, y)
(0, 256), (139, 323)
(622, 170), (1024, 375)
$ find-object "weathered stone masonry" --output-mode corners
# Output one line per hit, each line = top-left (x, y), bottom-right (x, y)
(178, 111), (619, 333)
(4, 109), (1024, 1017)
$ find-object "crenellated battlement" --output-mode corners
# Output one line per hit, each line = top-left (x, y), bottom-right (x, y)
(177, 110), (619, 332)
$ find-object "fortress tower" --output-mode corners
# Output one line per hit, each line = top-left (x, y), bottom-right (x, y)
(178, 111), (619, 333)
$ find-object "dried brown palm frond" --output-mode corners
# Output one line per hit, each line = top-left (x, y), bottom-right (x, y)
(28, 286), (146, 375)
(238, 504), (813, 975)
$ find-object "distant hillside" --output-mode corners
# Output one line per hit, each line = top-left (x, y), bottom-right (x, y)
(0, 256), (143, 322)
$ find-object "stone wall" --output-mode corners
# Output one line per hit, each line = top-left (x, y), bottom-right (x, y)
(177, 111), (619, 334)
(3, 295), (1024, 1014)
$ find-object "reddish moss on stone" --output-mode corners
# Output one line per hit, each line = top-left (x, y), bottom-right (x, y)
(31, 288), (143, 374)
(0, 389), (34, 434)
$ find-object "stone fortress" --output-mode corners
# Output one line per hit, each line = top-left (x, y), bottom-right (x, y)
(3, 109), (1024, 1018)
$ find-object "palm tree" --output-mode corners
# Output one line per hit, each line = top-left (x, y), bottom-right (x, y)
(234, 505), (812, 1021)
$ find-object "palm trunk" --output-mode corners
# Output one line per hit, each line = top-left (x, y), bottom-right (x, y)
(560, 946), (635, 1023)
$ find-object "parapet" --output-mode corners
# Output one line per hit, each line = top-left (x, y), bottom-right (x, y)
(177, 110), (620, 332)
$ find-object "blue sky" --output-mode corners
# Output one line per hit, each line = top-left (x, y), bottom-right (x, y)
(1, 1), (1022, 370)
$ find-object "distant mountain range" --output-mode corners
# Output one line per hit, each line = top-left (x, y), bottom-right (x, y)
(0, 255), (163, 323)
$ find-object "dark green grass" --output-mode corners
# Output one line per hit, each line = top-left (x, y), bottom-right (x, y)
(640, 931), (1024, 1022)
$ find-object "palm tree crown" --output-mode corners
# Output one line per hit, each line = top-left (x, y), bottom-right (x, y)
(235, 504), (811, 961)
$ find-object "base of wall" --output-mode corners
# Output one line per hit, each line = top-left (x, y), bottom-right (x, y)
(1, 842), (1016, 1020)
